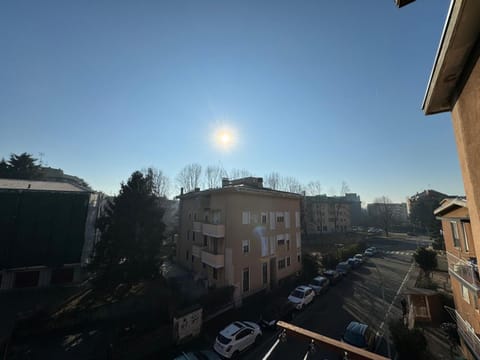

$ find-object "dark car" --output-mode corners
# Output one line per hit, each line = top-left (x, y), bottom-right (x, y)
(174, 351), (221, 360)
(260, 299), (296, 329)
(342, 321), (376, 350)
(323, 269), (342, 285)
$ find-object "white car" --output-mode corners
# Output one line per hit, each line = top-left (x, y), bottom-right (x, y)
(353, 254), (364, 263)
(213, 321), (262, 358)
(288, 285), (315, 310)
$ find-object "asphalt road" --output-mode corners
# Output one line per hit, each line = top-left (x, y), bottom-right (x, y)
(235, 236), (418, 360)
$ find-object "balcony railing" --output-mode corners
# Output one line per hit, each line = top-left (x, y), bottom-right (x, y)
(192, 244), (204, 258)
(447, 252), (480, 291)
(193, 221), (202, 232)
(202, 223), (225, 238)
(446, 307), (480, 359)
(201, 250), (224, 268)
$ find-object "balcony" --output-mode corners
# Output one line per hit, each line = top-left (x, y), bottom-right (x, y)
(202, 223), (225, 238)
(201, 250), (224, 268)
(447, 252), (480, 291)
(193, 221), (202, 232)
(192, 244), (204, 258)
(447, 307), (480, 359)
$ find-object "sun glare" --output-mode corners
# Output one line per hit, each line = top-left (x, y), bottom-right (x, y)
(213, 126), (236, 151)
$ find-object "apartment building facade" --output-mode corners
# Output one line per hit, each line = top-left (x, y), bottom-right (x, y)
(176, 177), (302, 304)
(304, 195), (354, 234)
(422, 0), (480, 358)
(434, 198), (479, 359)
(367, 202), (409, 224)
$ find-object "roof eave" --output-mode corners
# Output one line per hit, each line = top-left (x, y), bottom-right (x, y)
(423, 0), (480, 115)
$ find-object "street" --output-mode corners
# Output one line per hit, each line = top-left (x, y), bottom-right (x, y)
(207, 236), (420, 360)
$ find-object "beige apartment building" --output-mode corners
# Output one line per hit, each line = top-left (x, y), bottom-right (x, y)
(434, 198), (479, 358)
(423, 0), (480, 358)
(176, 177), (302, 304)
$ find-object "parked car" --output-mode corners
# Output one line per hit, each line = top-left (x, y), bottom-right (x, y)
(288, 285), (315, 310)
(347, 258), (361, 269)
(174, 350), (221, 360)
(259, 299), (296, 330)
(353, 254), (364, 263)
(308, 276), (330, 295)
(364, 249), (374, 257)
(213, 321), (262, 359)
(369, 247), (377, 254)
(341, 321), (376, 350)
(336, 261), (352, 276)
(323, 269), (342, 285)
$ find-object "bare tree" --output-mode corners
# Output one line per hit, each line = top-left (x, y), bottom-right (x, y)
(176, 163), (202, 193)
(143, 167), (170, 198)
(205, 165), (227, 189)
(373, 196), (394, 237)
(229, 168), (252, 179)
(265, 172), (281, 190)
(283, 176), (303, 194)
(306, 181), (322, 196)
(340, 181), (350, 196)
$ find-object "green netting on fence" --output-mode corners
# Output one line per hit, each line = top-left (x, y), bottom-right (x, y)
(0, 190), (89, 268)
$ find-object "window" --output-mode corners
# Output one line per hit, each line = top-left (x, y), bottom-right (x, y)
(242, 240), (250, 254)
(202, 263), (206, 269)
(277, 235), (285, 246)
(286, 256), (291, 267)
(261, 213), (267, 224)
(262, 263), (268, 285)
(213, 268), (218, 280)
(243, 268), (250, 292)
(186, 250), (189, 260)
(462, 284), (470, 304)
(278, 258), (286, 270)
(242, 211), (251, 225)
(297, 253), (301, 263)
(451, 221), (460, 247)
(462, 222), (470, 252)
(236, 329), (249, 340)
(276, 214), (285, 223)
(191, 255), (194, 263)
(204, 235), (208, 246)
(286, 234), (290, 250)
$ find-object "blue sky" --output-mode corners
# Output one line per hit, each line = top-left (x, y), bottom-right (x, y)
(0, 0), (463, 204)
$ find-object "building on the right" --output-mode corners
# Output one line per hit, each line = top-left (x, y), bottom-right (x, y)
(434, 198), (480, 359)
(423, 1), (480, 358)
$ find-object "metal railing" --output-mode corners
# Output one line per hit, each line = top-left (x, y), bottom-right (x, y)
(446, 306), (480, 359)
(447, 252), (480, 290)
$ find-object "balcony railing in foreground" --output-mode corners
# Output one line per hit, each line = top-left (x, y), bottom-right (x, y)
(260, 321), (389, 360)
(447, 252), (480, 290)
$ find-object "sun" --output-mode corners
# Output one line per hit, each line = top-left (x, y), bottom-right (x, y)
(213, 126), (236, 151)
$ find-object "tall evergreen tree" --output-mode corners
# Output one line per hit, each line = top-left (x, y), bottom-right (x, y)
(90, 171), (166, 286)
(7, 152), (41, 179)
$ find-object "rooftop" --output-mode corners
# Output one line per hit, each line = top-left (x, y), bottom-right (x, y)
(0, 178), (91, 193)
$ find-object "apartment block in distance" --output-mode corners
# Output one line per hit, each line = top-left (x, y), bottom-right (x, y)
(176, 177), (302, 304)
(304, 194), (359, 234)
(434, 198), (479, 359)
(423, 0), (480, 358)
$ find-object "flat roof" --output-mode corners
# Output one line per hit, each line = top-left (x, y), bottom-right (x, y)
(0, 178), (90, 193)
(423, 0), (480, 114)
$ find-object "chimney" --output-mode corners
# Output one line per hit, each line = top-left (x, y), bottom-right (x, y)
(180, 187), (184, 196)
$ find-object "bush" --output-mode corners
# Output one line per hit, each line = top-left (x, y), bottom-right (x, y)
(389, 319), (431, 360)
(302, 253), (321, 280)
(199, 286), (234, 313)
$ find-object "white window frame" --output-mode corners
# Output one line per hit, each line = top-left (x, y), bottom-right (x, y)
(286, 256), (291, 267)
(242, 211), (251, 225)
(462, 284), (470, 304)
(242, 239), (250, 254)
(277, 234), (285, 246)
(462, 222), (470, 252)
